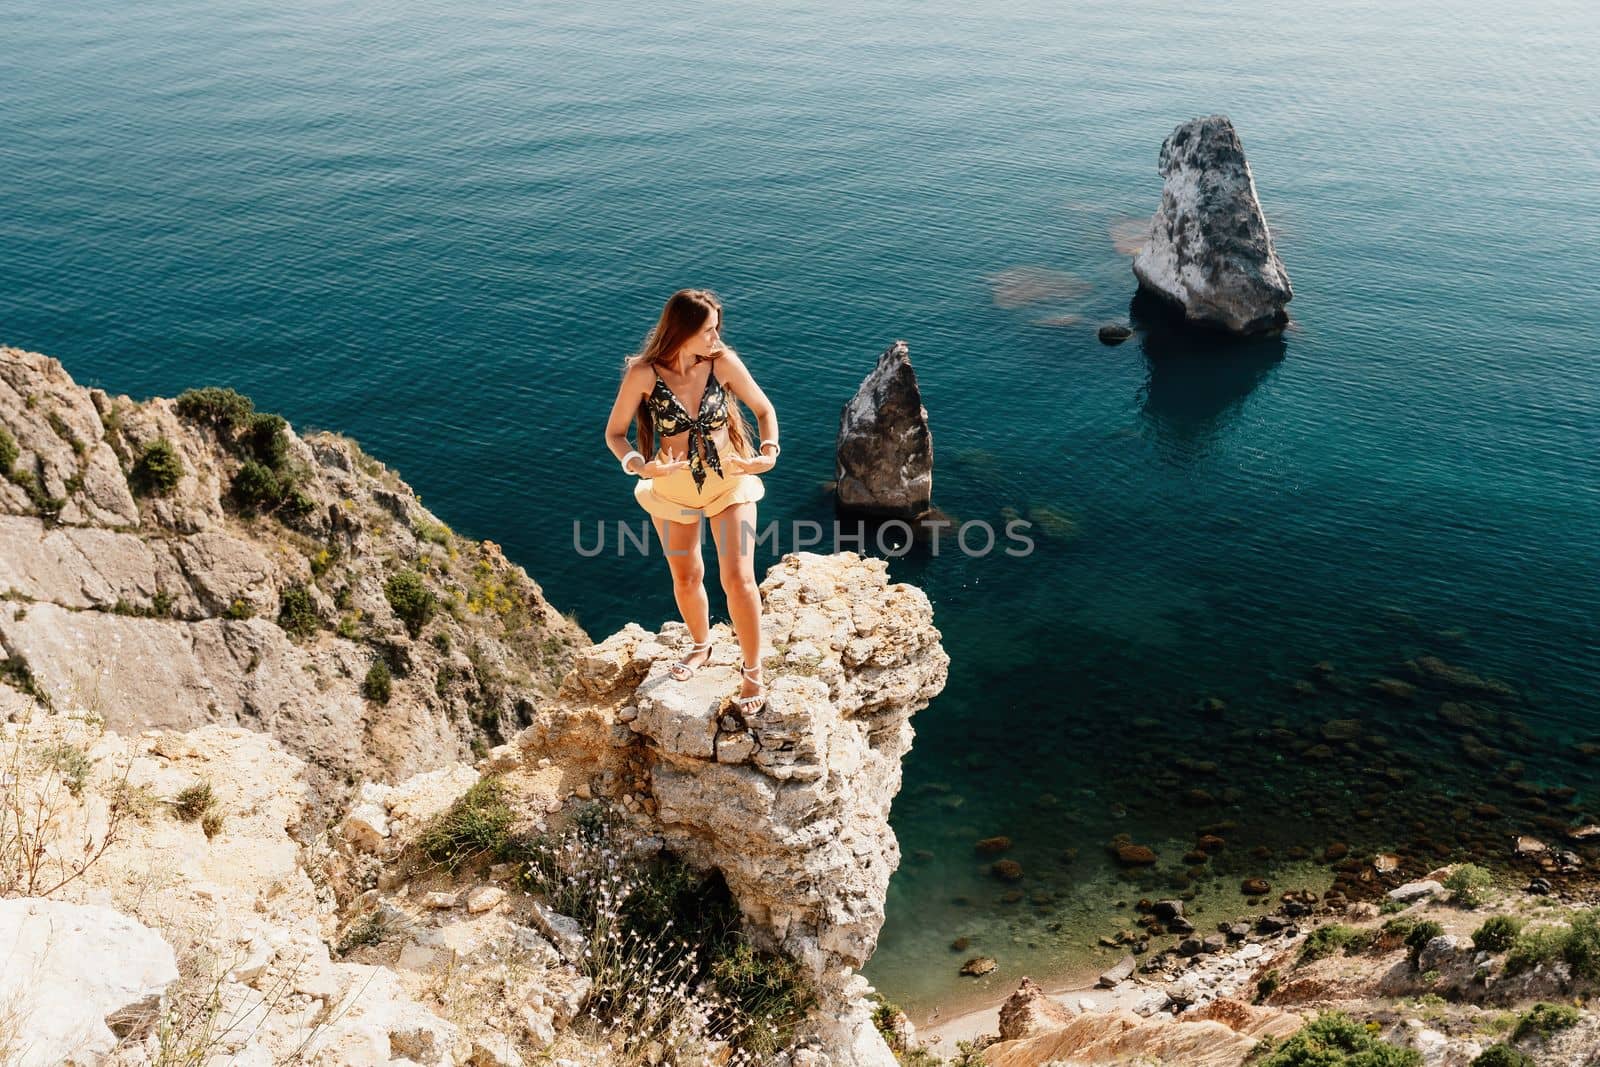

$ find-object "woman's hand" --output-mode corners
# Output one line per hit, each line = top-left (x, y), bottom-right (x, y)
(722, 449), (776, 476)
(637, 446), (691, 479)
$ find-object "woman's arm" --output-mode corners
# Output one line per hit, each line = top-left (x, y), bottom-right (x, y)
(713, 348), (779, 456)
(604, 363), (654, 474)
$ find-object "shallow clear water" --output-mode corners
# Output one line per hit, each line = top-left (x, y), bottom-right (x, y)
(4, 0), (1599, 1023)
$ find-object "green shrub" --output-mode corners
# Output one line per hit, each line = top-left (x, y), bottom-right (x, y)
(1505, 924), (1572, 975)
(276, 584), (320, 639)
(418, 776), (514, 872)
(415, 519), (452, 546)
(1471, 1046), (1536, 1067)
(309, 545), (340, 580)
(175, 386), (255, 429)
(949, 1041), (987, 1067)
(0, 427), (17, 474)
(1257, 968), (1281, 1002)
(224, 598), (254, 620)
(1252, 1011), (1422, 1066)
(177, 387), (313, 522)
(868, 992), (906, 1052)
(172, 781), (216, 821)
(1564, 908), (1600, 981)
(231, 459), (282, 513)
(1405, 920), (1446, 967)
(130, 438), (183, 496)
(1510, 1001), (1581, 1042)
(1472, 915), (1525, 953)
(362, 659), (392, 704)
(1445, 863), (1494, 907)
(385, 570), (436, 638)
(40, 743), (96, 796)
(6, 467), (65, 522)
(1299, 923), (1372, 964)
(241, 412), (289, 469)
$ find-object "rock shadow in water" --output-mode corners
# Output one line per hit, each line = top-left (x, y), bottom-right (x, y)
(1130, 289), (1288, 464)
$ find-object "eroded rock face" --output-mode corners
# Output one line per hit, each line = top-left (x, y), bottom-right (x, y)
(1132, 115), (1292, 334)
(0, 344), (588, 808)
(834, 341), (934, 518)
(516, 550), (951, 1065)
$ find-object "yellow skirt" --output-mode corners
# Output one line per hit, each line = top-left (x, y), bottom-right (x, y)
(634, 463), (765, 523)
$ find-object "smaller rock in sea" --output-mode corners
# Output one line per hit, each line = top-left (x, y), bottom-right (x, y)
(1097, 324), (1133, 345)
(961, 956), (997, 977)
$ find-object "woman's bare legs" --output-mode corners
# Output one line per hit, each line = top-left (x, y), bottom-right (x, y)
(652, 512), (712, 671)
(708, 501), (763, 702)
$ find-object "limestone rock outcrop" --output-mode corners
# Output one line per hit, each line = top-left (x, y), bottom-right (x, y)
(997, 977), (1077, 1040)
(0, 897), (179, 1066)
(515, 550), (951, 1064)
(834, 341), (934, 519)
(1132, 115), (1293, 334)
(0, 716), (480, 1065)
(1, 344), (587, 807)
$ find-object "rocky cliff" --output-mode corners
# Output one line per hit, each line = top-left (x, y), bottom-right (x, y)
(1, 345), (950, 1065)
(1, 345), (588, 810)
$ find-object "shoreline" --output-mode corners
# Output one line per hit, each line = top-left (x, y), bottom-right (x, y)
(873, 855), (1341, 1033)
(893, 847), (1600, 1056)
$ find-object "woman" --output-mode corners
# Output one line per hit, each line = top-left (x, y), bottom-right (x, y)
(604, 289), (781, 716)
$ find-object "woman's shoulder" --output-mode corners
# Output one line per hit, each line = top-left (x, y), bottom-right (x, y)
(706, 345), (744, 371)
(622, 358), (659, 397)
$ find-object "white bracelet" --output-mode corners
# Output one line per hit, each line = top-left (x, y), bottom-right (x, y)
(620, 449), (644, 475)
(759, 439), (781, 457)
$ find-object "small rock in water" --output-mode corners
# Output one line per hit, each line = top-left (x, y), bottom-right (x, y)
(1114, 842), (1159, 866)
(1153, 899), (1185, 920)
(975, 836), (1013, 855)
(961, 956), (997, 977)
(1097, 323), (1133, 345)
(1097, 954), (1136, 987)
(992, 860), (1024, 882)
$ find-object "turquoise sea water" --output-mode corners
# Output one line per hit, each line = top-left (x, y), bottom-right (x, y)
(4, 0), (1599, 1022)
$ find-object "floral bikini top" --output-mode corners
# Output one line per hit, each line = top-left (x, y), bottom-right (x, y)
(645, 359), (730, 491)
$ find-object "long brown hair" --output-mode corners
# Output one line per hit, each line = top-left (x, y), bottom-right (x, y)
(624, 288), (755, 462)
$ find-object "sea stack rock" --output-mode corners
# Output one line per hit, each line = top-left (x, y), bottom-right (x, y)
(835, 340), (933, 518)
(1132, 114), (1292, 334)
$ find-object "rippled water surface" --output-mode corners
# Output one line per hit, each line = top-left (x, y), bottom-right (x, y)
(4, 0), (1598, 1022)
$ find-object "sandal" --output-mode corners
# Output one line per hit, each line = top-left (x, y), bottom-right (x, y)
(669, 637), (714, 681)
(733, 662), (768, 716)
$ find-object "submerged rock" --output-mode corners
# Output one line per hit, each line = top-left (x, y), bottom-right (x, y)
(1131, 115), (1292, 335)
